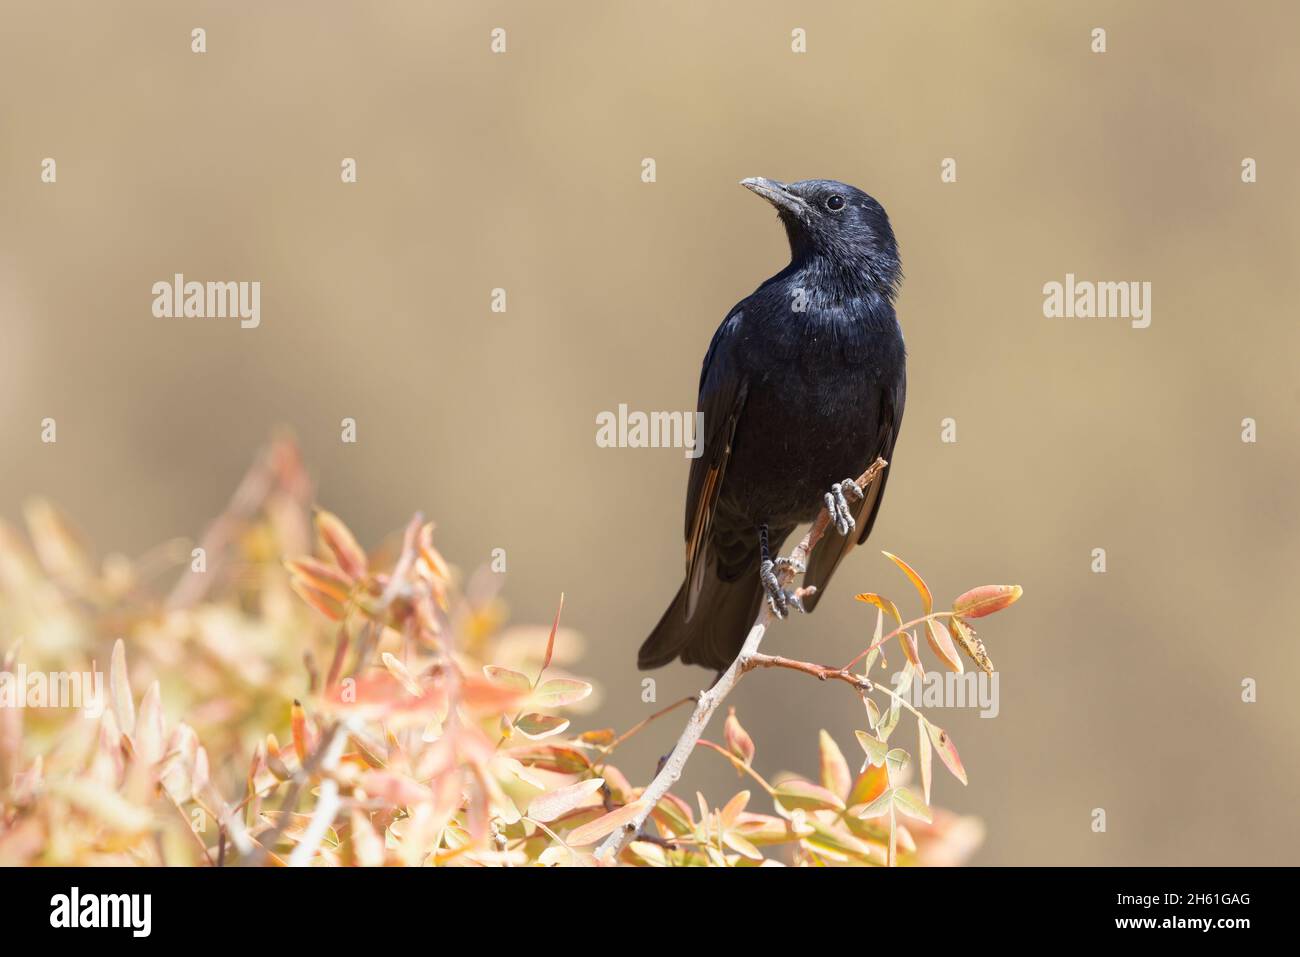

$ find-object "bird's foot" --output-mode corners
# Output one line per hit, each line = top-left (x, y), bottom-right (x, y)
(760, 557), (806, 619)
(824, 478), (865, 536)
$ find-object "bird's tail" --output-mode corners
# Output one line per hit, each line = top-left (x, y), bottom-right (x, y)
(638, 564), (766, 673)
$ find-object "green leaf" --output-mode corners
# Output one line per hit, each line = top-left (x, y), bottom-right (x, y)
(855, 730), (889, 769)
(514, 713), (571, 740)
(482, 665), (531, 693)
(531, 677), (592, 708)
(856, 788), (895, 820)
(885, 747), (909, 779)
(893, 787), (933, 823)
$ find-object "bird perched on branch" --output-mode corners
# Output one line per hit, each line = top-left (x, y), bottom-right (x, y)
(639, 177), (907, 673)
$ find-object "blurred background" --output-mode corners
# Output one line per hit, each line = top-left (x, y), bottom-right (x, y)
(2, 0), (1298, 864)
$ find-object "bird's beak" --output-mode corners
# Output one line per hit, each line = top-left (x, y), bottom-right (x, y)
(741, 177), (809, 217)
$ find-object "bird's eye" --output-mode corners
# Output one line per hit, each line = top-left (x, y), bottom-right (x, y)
(825, 195), (845, 211)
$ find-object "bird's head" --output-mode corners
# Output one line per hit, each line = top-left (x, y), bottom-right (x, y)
(741, 177), (900, 297)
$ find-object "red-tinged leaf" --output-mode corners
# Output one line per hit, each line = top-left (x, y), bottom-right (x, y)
(528, 778), (605, 823)
(925, 618), (963, 673)
(918, 717), (933, 805)
(532, 677), (592, 708)
(315, 509), (368, 580)
(360, 769), (432, 807)
(482, 665), (531, 693)
(893, 787), (933, 823)
(578, 728), (615, 747)
(289, 577), (347, 621)
(109, 639), (135, 736)
(773, 778), (845, 813)
(848, 761), (890, 808)
(514, 713), (570, 740)
(818, 730), (851, 800)
(564, 799), (645, 846)
(855, 592), (902, 626)
(952, 584), (1022, 619)
(899, 629), (924, 676)
(882, 551), (932, 614)
(284, 556), (355, 598)
(724, 707), (755, 765)
(541, 593), (565, 675)
(926, 722), (968, 786)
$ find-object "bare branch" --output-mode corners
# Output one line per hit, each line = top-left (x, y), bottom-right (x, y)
(594, 457), (887, 862)
(742, 652), (875, 693)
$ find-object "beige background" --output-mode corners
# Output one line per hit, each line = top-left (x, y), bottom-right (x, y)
(3, 1), (1298, 864)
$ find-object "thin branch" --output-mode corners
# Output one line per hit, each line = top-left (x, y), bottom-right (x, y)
(594, 457), (887, 862)
(742, 652), (874, 693)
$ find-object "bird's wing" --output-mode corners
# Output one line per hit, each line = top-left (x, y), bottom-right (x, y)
(802, 369), (906, 612)
(683, 309), (749, 621)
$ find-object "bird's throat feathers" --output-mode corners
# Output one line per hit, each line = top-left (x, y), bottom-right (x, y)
(780, 221), (902, 306)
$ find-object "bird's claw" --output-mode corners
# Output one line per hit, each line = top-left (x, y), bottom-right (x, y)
(824, 478), (864, 536)
(760, 559), (805, 619)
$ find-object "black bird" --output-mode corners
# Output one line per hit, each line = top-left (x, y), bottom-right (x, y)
(638, 177), (907, 673)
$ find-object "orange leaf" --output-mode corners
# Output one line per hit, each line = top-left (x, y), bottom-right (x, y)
(855, 592), (902, 626)
(290, 700), (312, 764)
(952, 584), (1022, 619)
(315, 509), (368, 580)
(285, 557), (355, 598)
(882, 551), (932, 614)
(541, 593), (565, 675)
(925, 618), (963, 673)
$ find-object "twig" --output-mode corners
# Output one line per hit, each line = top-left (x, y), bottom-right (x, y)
(742, 653), (874, 693)
(594, 457), (887, 862)
(286, 717), (355, 866)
